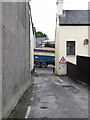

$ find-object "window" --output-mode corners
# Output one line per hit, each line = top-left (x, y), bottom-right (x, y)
(66, 41), (75, 55)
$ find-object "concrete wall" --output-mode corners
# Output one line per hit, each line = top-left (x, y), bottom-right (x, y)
(33, 27), (37, 48)
(0, 1), (2, 119)
(2, 2), (32, 118)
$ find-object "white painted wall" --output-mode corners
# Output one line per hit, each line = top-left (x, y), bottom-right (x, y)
(57, 0), (63, 15)
(76, 26), (88, 57)
(30, 19), (34, 73)
(55, 25), (88, 75)
(55, 0), (89, 75)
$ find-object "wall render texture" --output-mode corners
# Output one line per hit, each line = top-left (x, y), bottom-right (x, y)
(2, 2), (32, 118)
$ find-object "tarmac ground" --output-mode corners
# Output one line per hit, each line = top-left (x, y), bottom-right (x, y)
(9, 66), (88, 118)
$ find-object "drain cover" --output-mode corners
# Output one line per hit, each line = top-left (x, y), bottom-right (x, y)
(40, 106), (47, 109)
(62, 85), (80, 93)
(34, 74), (39, 77)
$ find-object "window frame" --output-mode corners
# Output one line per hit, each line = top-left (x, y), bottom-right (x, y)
(66, 41), (75, 56)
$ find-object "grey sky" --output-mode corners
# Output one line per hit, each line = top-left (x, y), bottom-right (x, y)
(31, 0), (89, 40)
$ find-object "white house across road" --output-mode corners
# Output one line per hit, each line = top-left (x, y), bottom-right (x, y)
(55, 0), (90, 84)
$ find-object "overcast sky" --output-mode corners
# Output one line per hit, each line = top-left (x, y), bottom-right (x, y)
(31, 0), (90, 40)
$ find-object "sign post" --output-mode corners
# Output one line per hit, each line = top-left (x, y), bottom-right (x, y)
(59, 56), (67, 68)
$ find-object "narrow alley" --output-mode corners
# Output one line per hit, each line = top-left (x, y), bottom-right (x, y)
(1, 1), (90, 119)
(9, 66), (88, 118)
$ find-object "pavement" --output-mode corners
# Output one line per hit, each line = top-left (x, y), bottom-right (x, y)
(9, 66), (88, 118)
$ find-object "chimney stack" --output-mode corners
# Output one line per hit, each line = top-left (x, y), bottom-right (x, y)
(56, 0), (63, 15)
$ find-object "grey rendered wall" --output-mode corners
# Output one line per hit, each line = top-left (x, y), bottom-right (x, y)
(0, 2), (2, 119)
(2, 2), (31, 118)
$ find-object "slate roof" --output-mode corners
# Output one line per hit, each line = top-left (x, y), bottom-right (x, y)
(59, 10), (90, 25)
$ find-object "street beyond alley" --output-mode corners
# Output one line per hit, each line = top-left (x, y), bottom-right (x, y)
(10, 66), (88, 118)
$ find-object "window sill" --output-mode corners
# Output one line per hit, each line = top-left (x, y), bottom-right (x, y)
(66, 55), (76, 57)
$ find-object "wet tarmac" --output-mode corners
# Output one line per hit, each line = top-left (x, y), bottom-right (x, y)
(9, 66), (88, 118)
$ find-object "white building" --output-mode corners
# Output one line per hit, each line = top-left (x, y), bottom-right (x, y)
(29, 1), (37, 73)
(55, 0), (90, 79)
(36, 37), (48, 47)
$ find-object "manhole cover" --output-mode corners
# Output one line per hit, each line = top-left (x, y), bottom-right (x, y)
(40, 106), (47, 109)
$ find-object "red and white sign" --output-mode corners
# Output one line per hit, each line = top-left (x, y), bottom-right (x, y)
(59, 56), (67, 64)
(59, 56), (67, 68)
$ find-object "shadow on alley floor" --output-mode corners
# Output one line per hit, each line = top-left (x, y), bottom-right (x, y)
(8, 66), (88, 119)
